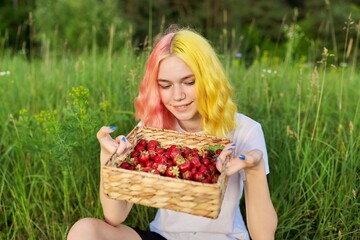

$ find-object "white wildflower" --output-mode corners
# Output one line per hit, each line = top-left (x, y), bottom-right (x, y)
(0, 71), (10, 76)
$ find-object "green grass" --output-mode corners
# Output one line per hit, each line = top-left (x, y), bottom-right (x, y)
(0, 40), (359, 239)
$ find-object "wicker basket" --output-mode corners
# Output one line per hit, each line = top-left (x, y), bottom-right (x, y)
(101, 126), (230, 219)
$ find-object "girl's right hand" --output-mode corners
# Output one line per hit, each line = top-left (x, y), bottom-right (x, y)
(96, 126), (133, 166)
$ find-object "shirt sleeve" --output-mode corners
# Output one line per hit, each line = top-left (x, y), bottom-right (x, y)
(232, 121), (270, 181)
(245, 123), (269, 174)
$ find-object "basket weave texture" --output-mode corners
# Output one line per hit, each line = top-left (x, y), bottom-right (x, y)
(102, 126), (230, 219)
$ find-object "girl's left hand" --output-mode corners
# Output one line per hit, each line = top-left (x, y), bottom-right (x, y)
(216, 144), (263, 176)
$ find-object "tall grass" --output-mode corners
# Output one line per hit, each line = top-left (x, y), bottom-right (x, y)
(1, 23), (359, 240)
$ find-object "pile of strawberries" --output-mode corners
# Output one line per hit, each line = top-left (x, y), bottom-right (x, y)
(117, 138), (223, 184)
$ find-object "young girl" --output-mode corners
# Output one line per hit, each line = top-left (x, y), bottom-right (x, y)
(67, 27), (277, 240)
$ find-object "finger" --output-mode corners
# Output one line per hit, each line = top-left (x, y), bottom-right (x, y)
(101, 138), (119, 157)
(216, 143), (236, 172)
(238, 152), (259, 167)
(215, 157), (224, 172)
(97, 126), (118, 157)
(225, 157), (246, 176)
(248, 149), (263, 165)
(97, 126), (117, 140)
(115, 135), (126, 144)
(218, 143), (235, 159)
(115, 135), (132, 157)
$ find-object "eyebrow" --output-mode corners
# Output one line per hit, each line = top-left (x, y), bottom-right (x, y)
(157, 74), (195, 82)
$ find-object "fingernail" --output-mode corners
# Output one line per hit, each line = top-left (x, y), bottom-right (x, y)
(109, 126), (116, 131)
(121, 136), (126, 142)
(231, 143), (236, 146)
(227, 148), (233, 151)
(216, 157), (219, 163)
(239, 154), (246, 160)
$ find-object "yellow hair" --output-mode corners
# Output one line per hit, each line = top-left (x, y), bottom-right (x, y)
(171, 30), (237, 137)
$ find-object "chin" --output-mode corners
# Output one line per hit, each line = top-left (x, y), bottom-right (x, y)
(175, 114), (199, 122)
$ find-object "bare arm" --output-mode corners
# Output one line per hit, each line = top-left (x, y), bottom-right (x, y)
(99, 172), (133, 226)
(243, 154), (277, 240)
(217, 148), (278, 239)
(97, 126), (134, 226)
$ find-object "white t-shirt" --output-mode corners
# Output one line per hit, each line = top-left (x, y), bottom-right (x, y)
(149, 113), (269, 240)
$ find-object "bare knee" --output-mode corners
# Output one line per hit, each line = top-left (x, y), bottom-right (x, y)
(67, 217), (102, 240)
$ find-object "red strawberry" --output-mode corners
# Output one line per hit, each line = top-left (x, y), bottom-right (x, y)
(190, 156), (201, 168)
(193, 171), (205, 182)
(145, 160), (154, 167)
(135, 144), (146, 152)
(154, 155), (162, 163)
(168, 144), (178, 151)
(141, 166), (159, 174)
(202, 175), (212, 184)
(155, 147), (165, 155)
(183, 147), (192, 157)
(211, 174), (219, 184)
(154, 155), (167, 165)
(207, 165), (217, 175)
(211, 158), (217, 166)
(147, 140), (159, 150)
(151, 169), (161, 175)
(139, 151), (150, 163)
(148, 149), (157, 159)
(191, 148), (200, 157)
(198, 165), (210, 176)
(166, 158), (176, 167)
(178, 160), (191, 172)
(215, 149), (222, 156)
(182, 170), (193, 180)
(129, 156), (141, 166)
(133, 156), (141, 165)
(131, 150), (140, 157)
(201, 158), (211, 167)
(174, 154), (185, 165)
(152, 162), (167, 174)
(119, 162), (131, 169)
(165, 166), (180, 178)
(163, 150), (172, 159)
(142, 166), (153, 173)
(201, 149), (212, 159)
(170, 147), (182, 159)
(138, 139), (147, 147)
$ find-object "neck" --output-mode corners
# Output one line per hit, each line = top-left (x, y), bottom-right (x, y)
(180, 124), (202, 132)
(177, 116), (202, 133)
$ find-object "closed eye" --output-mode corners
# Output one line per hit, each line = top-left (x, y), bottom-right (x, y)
(159, 84), (171, 89)
(184, 80), (195, 86)
(158, 75), (195, 89)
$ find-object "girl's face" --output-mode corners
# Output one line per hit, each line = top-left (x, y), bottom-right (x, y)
(157, 55), (202, 132)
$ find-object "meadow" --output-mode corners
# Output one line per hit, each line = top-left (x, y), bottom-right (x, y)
(0, 31), (359, 239)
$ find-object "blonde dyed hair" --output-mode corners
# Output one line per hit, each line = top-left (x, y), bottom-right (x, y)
(135, 28), (237, 137)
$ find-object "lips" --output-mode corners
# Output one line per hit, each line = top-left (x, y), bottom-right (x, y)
(172, 102), (192, 112)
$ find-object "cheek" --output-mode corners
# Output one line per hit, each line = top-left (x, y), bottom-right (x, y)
(189, 88), (197, 100)
(159, 90), (170, 104)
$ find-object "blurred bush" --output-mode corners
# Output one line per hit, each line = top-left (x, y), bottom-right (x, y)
(33, 0), (130, 53)
(298, 0), (360, 64)
(0, 0), (35, 52)
(0, 0), (359, 64)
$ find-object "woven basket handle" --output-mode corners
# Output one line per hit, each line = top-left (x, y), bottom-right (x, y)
(107, 147), (132, 167)
(216, 155), (230, 189)
(221, 155), (231, 174)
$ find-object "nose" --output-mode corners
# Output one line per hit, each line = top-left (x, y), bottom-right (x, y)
(173, 84), (185, 101)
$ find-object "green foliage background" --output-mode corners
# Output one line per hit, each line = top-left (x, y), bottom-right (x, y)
(1, 0), (360, 63)
(0, 0), (359, 239)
